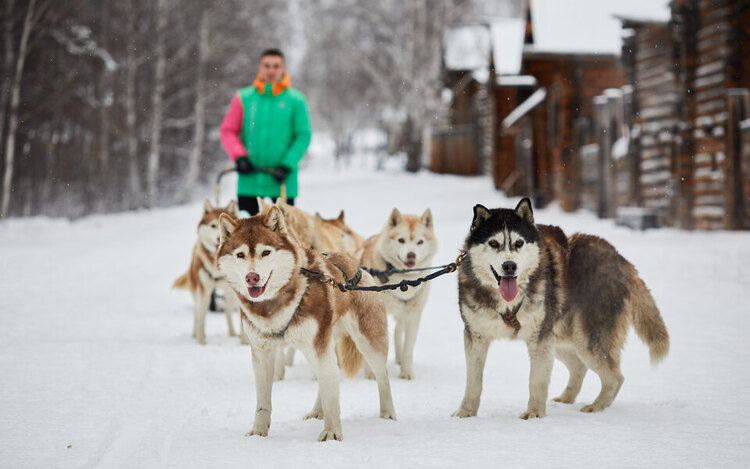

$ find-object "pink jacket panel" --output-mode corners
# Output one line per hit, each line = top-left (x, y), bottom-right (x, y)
(220, 93), (247, 161)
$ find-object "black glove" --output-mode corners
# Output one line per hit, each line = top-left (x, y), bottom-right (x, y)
(235, 156), (254, 174)
(271, 166), (290, 183)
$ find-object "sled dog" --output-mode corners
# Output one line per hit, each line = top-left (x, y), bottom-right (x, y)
(453, 198), (669, 419)
(173, 199), (245, 345)
(255, 200), (367, 380)
(315, 210), (366, 254)
(257, 199), (364, 255)
(358, 208), (437, 379)
(216, 206), (396, 441)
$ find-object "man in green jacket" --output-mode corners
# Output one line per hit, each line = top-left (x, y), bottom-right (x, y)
(220, 48), (312, 215)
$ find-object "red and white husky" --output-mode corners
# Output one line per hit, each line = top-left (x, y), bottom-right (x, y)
(217, 206), (396, 441)
(173, 199), (245, 345)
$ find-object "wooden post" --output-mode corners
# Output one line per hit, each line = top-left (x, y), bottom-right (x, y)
(594, 95), (612, 218)
(726, 88), (750, 229)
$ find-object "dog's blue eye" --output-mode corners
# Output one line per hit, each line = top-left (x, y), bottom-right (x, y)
(488, 240), (499, 249)
(236, 252), (245, 259)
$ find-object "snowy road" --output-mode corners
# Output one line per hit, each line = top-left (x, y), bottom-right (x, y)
(1, 164), (749, 468)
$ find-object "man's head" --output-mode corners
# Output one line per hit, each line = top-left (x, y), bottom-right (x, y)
(258, 49), (286, 83)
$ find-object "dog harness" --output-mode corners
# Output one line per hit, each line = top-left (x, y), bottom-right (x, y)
(500, 296), (525, 333)
(196, 243), (225, 282)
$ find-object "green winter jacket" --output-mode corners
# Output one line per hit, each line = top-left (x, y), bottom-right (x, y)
(235, 82), (311, 198)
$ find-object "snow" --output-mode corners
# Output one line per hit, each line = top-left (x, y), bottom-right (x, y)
(443, 18), (525, 75)
(443, 25), (491, 72)
(489, 18), (526, 76)
(2, 160), (750, 467)
(502, 87), (547, 129)
(528, 0), (672, 54)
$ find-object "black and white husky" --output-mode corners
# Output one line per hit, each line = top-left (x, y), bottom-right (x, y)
(453, 198), (670, 419)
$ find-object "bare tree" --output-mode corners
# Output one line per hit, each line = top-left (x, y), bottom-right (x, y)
(146, 0), (168, 208)
(182, 13), (209, 200)
(2, 0), (38, 217)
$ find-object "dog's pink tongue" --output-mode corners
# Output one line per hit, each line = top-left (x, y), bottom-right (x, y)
(499, 277), (518, 302)
(248, 286), (263, 298)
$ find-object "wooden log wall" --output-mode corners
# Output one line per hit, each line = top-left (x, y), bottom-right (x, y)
(621, 21), (682, 225)
(521, 53), (625, 211)
(671, 0), (750, 229)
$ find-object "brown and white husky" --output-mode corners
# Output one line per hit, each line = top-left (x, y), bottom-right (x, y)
(453, 198), (669, 419)
(358, 208), (438, 379)
(255, 200), (367, 380)
(257, 198), (364, 254)
(173, 199), (245, 345)
(216, 206), (396, 441)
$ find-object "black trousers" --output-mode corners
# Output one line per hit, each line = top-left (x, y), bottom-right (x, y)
(238, 195), (295, 216)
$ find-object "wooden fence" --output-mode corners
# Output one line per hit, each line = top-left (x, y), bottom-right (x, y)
(430, 125), (480, 175)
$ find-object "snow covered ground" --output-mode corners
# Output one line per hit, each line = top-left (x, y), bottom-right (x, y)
(1, 161), (749, 468)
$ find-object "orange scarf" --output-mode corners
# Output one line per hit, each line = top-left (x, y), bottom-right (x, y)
(253, 73), (291, 96)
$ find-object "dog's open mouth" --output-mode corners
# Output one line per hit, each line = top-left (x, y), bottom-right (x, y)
(248, 272), (271, 299)
(491, 265), (518, 302)
(403, 259), (416, 268)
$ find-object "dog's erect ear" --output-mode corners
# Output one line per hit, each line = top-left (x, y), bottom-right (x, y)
(388, 208), (403, 227)
(471, 204), (492, 232)
(338, 210), (345, 222)
(225, 200), (238, 216)
(264, 205), (287, 234)
(421, 208), (433, 229)
(218, 213), (238, 244)
(273, 199), (289, 216)
(256, 197), (271, 214)
(203, 199), (213, 214)
(515, 197), (534, 224)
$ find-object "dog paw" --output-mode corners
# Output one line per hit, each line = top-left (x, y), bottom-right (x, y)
(552, 395), (575, 404)
(245, 428), (268, 437)
(240, 336), (250, 345)
(195, 337), (206, 345)
(451, 408), (477, 418)
(273, 372), (285, 382)
(318, 429), (343, 442)
(303, 409), (324, 420)
(399, 369), (414, 380)
(519, 409), (546, 420)
(228, 330), (238, 337)
(580, 404), (605, 413)
(380, 409), (397, 420)
(364, 370), (376, 380)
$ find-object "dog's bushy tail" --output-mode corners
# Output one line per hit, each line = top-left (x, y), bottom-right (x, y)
(629, 276), (670, 365)
(172, 272), (189, 290)
(338, 335), (364, 378)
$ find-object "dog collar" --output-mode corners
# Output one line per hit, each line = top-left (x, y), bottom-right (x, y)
(500, 296), (525, 333)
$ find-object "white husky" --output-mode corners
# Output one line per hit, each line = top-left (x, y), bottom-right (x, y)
(358, 208), (437, 379)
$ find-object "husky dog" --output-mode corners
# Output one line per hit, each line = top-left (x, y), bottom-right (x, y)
(255, 201), (367, 380)
(453, 198), (669, 419)
(358, 208), (437, 379)
(173, 199), (245, 345)
(315, 210), (366, 255)
(217, 206), (396, 441)
(256, 199), (363, 255)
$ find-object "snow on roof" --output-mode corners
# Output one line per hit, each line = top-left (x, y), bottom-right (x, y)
(528, 0), (671, 55)
(444, 17), (525, 75)
(443, 25), (490, 71)
(502, 87), (547, 129)
(489, 17), (526, 75)
(496, 75), (537, 87)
